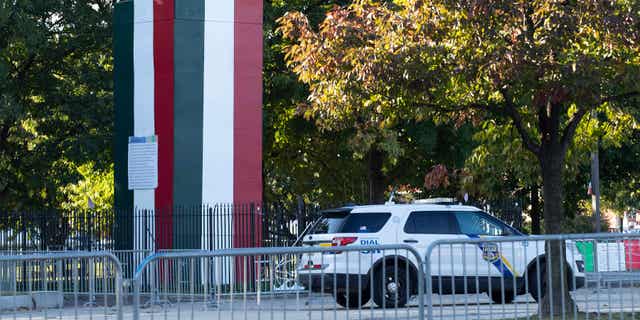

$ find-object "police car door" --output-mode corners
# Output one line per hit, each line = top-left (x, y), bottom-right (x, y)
(402, 211), (464, 292)
(453, 212), (523, 293)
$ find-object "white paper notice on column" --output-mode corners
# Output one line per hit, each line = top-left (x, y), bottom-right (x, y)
(128, 136), (158, 190)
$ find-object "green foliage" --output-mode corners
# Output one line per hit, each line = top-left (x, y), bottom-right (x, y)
(600, 129), (640, 212)
(60, 163), (114, 211)
(465, 110), (637, 220)
(561, 212), (610, 234)
(464, 121), (540, 199)
(264, 0), (370, 206)
(266, 0), (476, 205)
(279, 0), (640, 231)
(0, 0), (113, 210)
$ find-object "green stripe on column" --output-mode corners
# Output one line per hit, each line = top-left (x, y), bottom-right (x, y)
(113, 1), (134, 250)
(173, 0), (205, 249)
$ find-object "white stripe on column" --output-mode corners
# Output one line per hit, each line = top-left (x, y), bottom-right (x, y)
(203, 0), (235, 206)
(202, 1), (234, 275)
(133, 0), (155, 252)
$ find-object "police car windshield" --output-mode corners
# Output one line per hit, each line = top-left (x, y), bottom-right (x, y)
(338, 212), (391, 233)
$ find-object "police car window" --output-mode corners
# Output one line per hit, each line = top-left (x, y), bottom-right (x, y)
(309, 217), (345, 234)
(404, 212), (458, 234)
(454, 212), (509, 236)
(338, 213), (391, 233)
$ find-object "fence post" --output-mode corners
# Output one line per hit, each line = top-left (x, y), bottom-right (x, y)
(133, 277), (141, 320)
(56, 260), (63, 299)
(89, 210), (94, 251)
(40, 211), (46, 250)
(250, 203), (256, 291)
(87, 258), (96, 306)
(424, 255), (432, 320)
(250, 203), (256, 248)
(116, 274), (124, 320)
(21, 211), (27, 251)
(261, 205), (268, 247)
(296, 196), (305, 238)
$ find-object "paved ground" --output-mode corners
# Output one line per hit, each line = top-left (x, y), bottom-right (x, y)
(3, 288), (640, 320)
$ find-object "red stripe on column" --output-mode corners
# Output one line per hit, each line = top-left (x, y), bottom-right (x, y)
(154, 0), (175, 250)
(233, 0), (263, 249)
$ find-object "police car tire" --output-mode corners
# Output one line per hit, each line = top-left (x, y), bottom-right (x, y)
(489, 290), (515, 304)
(528, 264), (573, 302)
(335, 290), (370, 309)
(529, 266), (546, 303)
(372, 266), (409, 308)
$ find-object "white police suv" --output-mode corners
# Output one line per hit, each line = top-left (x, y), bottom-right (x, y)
(297, 201), (585, 308)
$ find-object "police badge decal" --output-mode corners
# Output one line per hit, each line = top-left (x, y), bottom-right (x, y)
(481, 243), (501, 263)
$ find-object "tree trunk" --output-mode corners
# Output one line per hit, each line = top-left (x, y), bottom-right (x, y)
(539, 152), (575, 315)
(367, 148), (386, 204)
(530, 184), (541, 235)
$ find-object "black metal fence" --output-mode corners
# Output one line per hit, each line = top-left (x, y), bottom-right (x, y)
(466, 198), (524, 230)
(0, 209), (117, 251)
(0, 204), (324, 252)
(0, 199), (523, 252)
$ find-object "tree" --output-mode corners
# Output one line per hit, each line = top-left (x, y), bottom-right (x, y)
(600, 129), (640, 213)
(464, 121), (543, 233)
(0, 0), (113, 211)
(60, 163), (114, 211)
(279, 0), (640, 314)
(265, 0), (370, 207)
(465, 109), (635, 234)
(277, 1), (482, 203)
(267, 0), (476, 205)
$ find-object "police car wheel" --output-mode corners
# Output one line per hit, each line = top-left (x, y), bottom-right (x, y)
(528, 264), (572, 302)
(529, 268), (547, 303)
(489, 290), (515, 304)
(335, 290), (370, 309)
(372, 266), (409, 308)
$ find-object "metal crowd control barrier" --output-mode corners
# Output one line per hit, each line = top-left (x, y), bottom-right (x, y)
(0, 251), (123, 320)
(1, 250), (150, 295)
(424, 233), (640, 320)
(132, 245), (425, 320)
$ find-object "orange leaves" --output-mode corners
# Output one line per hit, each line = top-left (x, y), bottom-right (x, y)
(468, 0), (490, 19)
(277, 11), (315, 50)
(424, 164), (450, 190)
(277, 0), (640, 155)
(277, 1), (408, 134)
